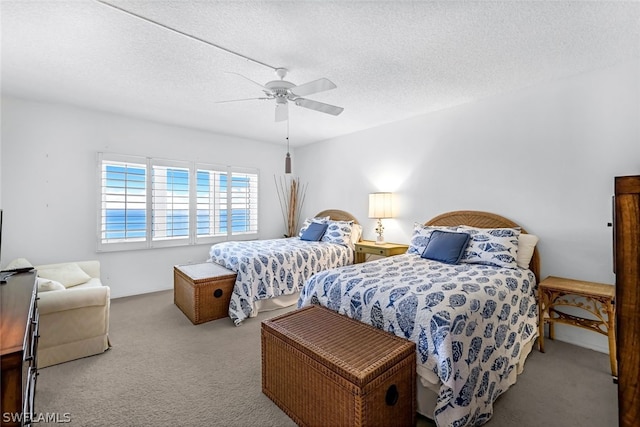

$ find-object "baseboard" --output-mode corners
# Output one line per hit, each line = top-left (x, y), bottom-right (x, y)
(545, 323), (610, 354)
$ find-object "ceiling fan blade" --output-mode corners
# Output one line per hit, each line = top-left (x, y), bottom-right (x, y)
(215, 97), (271, 104)
(275, 102), (288, 122)
(290, 78), (337, 97)
(294, 98), (344, 116)
(225, 72), (268, 91)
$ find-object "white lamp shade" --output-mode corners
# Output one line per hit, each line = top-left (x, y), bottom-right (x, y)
(368, 192), (393, 219)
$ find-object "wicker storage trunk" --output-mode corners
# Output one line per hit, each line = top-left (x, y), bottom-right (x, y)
(174, 262), (236, 324)
(262, 305), (416, 427)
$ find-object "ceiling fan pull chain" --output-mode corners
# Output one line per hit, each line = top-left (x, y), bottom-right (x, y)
(285, 118), (292, 174)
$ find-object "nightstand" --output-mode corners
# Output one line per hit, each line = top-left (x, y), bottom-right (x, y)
(354, 240), (409, 263)
(538, 276), (617, 379)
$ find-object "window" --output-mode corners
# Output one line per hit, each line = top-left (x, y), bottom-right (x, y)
(98, 153), (258, 251)
(100, 156), (147, 249)
(152, 160), (190, 243)
(194, 165), (258, 242)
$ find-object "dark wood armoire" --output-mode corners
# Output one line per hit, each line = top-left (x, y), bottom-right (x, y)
(614, 175), (640, 427)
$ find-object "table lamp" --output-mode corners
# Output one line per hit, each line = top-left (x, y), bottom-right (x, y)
(368, 192), (393, 245)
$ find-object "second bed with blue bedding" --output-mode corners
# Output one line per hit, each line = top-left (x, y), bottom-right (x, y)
(298, 210), (540, 427)
(208, 209), (361, 325)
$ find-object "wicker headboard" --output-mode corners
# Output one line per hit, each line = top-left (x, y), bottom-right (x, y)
(315, 209), (359, 224)
(425, 210), (540, 283)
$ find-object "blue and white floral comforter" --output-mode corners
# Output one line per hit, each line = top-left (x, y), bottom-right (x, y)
(298, 253), (537, 427)
(209, 238), (353, 325)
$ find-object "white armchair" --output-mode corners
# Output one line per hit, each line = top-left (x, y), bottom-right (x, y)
(35, 260), (111, 368)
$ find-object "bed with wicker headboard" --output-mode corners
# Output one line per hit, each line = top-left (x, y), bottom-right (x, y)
(208, 209), (361, 325)
(425, 210), (540, 283)
(299, 210), (540, 427)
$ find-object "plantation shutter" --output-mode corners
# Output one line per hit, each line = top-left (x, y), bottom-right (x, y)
(98, 154), (259, 251)
(230, 169), (259, 235)
(98, 153), (147, 250)
(195, 165), (259, 240)
(151, 159), (190, 244)
(195, 165), (227, 241)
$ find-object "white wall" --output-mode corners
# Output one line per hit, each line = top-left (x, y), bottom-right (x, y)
(295, 59), (640, 352)
(0, 97), (290, 298)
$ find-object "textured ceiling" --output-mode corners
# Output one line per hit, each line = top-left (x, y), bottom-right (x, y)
(2, 1), (639, 146)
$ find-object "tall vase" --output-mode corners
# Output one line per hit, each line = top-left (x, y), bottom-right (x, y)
(275, 175), (307, 238)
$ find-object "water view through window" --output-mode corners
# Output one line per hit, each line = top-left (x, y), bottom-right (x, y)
(103, 164), (254, 241)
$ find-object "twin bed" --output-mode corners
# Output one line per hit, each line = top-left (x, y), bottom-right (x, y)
(209, 209), (540, 427)
(208, 209), (361, 325)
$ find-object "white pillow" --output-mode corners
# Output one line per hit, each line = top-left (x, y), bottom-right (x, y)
(38, 263), (92, 288)
(350, 223), (363, 246)
(36, 277), (65, 293)
(517, 233), (539, 269)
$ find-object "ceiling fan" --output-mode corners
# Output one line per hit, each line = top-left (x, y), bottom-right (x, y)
(217, 68), (344, 122)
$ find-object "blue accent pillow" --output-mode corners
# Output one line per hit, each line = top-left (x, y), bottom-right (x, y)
(407, 223), (459, 255)
(421, 230), (471, 264)
(297, 216), (330, 237)
(300, 222), (329, 241)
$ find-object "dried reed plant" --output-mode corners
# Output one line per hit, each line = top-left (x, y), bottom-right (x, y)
(275, 175), (307, 237)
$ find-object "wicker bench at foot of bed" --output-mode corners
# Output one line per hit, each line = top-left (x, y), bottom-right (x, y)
(261, 305), (416, 427)
(174, 262), (236, 324)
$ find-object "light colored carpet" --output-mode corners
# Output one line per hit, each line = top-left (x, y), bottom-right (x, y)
(36, 290), (617, 426)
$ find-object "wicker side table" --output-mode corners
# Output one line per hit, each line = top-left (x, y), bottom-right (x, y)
(538, 276), (617, 379)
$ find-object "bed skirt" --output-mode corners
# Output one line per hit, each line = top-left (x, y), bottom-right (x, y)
(251, 292), (300, 318)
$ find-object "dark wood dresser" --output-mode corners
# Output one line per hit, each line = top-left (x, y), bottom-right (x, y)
(1, 271), (38, 427)
(614, 175), (640, 427)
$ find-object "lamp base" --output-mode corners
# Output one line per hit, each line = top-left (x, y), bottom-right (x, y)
(375, 235), (386, 245)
